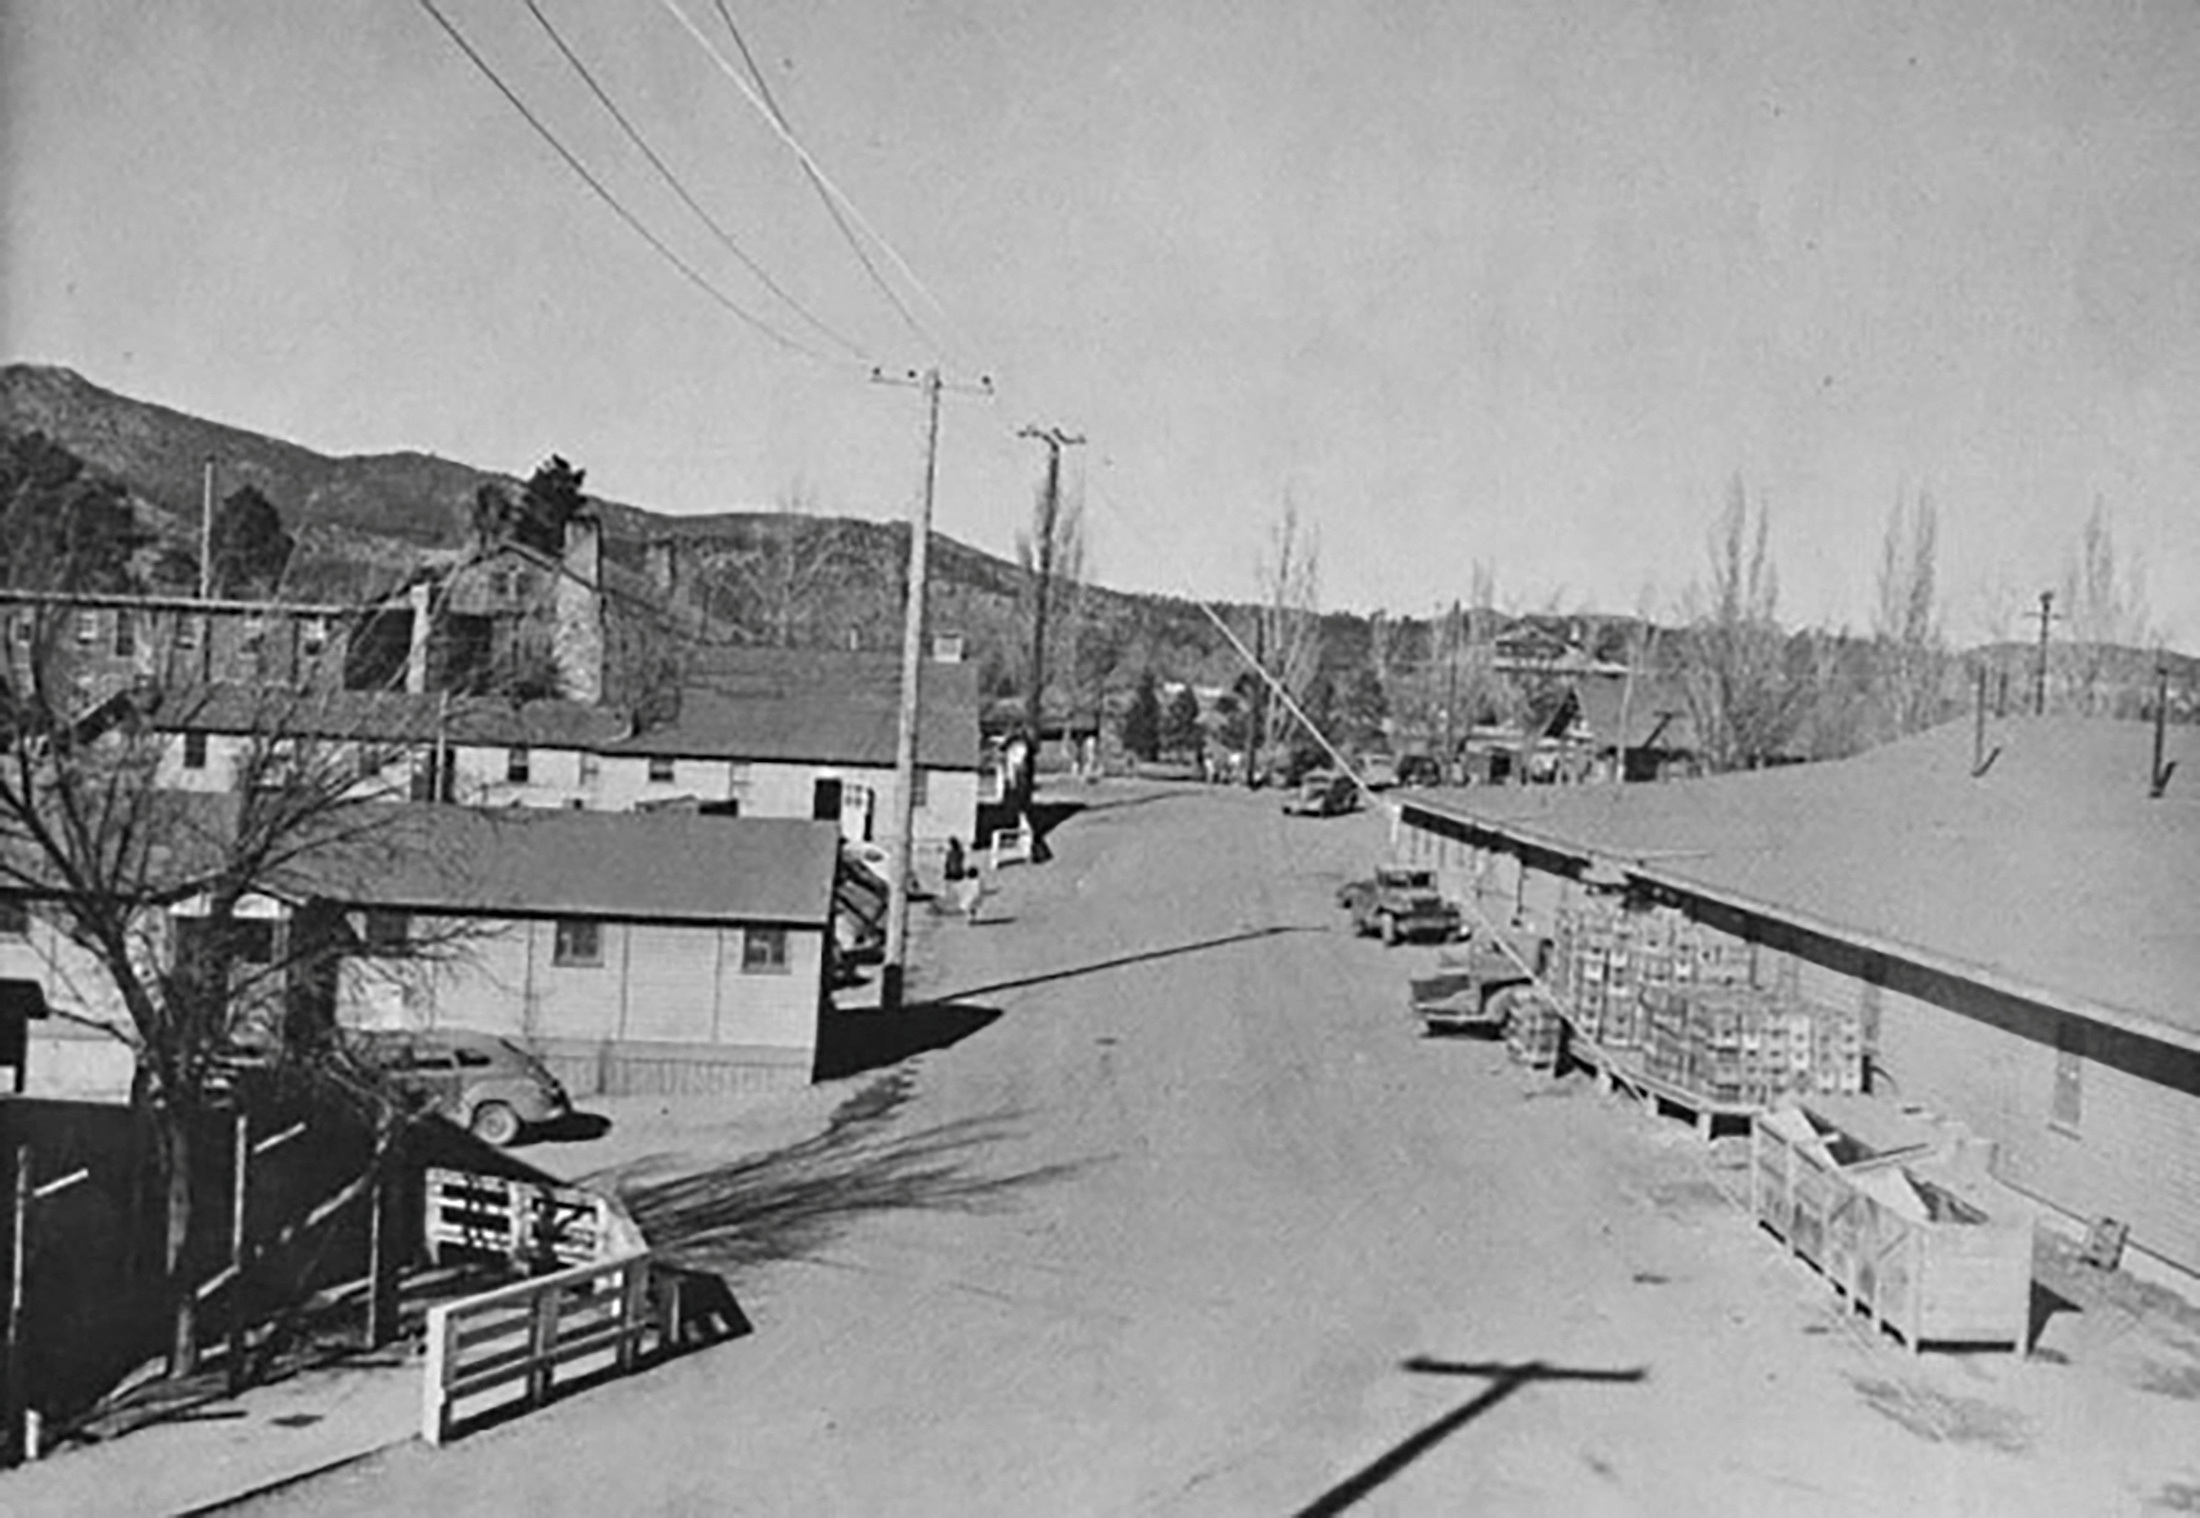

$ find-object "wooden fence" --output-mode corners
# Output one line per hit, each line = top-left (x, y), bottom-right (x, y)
(419, 1251), (683, 1445)
(423, 1167), (639, 1270)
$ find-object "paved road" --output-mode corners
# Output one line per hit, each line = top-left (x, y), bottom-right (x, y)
(241, 783), (2197, 1516)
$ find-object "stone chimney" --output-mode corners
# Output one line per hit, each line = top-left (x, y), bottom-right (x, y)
(553, 513), (605, 704)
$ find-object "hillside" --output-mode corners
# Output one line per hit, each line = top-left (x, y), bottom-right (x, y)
(0, 364), (1246, 698)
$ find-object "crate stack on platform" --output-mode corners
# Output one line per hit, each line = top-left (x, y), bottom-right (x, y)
(1502, 989), (1566, 1068)
(1642, 985), (1864, 1105)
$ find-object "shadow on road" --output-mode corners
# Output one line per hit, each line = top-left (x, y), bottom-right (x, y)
(939, 924), (1314, 1003)
(605, 1073), (1091, 1275)
(1291, 1357), (1650, 1517)
(811, 1000), (1003, 1082)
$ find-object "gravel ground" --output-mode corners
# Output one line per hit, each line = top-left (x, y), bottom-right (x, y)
(232, 779), (2200, 1516)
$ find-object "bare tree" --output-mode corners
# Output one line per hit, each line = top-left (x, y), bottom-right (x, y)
(1674, 476), (1811, 771)
(0, 610), (463, 1380)
(1016, 464), (1088, 752)
(706, 484), (868, 649)
(2059, 499), (2154, 715)
(1871, 490), (1947, 740)
(1253, 500), (1324, 767)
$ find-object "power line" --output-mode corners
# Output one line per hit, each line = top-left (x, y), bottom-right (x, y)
(517, 0), (868, 362)
(1080, 472), (1365, 790)
(411, 0), (835, 362)
(654, 0), (976, 362)
(707, 0), (934, 353)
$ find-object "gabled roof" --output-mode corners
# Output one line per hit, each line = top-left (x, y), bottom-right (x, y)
(297, 807), (838, 926)
(618, 648), (981, 769)
(1556, 675), (1697, 752)
(1400, 717), (2200, 1045)
(141, 686), (631, 750)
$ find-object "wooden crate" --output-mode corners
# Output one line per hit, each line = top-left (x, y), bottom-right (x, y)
(1750, 1106), (2031, 1353)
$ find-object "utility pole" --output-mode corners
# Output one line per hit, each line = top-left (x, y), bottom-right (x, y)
(199, 456), (217, 600)
(1016, 425), (1085, 808)
(2030, 589), (2059, 716)
(872, 365), (990, 1011)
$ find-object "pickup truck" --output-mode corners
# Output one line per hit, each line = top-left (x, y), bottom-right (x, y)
(1407, 934), (1542, 1035)
(1337, 866), (1463, 945)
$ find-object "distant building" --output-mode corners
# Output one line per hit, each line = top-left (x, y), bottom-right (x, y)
(143, 644), (985, 856)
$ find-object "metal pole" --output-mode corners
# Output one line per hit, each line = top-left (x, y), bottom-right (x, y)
(1973, 661), (1988, 773)
(199, 457), (216, 601)
(2032, 589), (2055, 716)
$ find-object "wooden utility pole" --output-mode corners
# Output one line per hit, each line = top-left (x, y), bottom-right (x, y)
(872, 365), (990, 1011)
(1016, 425), (1085, 803)
(2030, 589), (2058, 716)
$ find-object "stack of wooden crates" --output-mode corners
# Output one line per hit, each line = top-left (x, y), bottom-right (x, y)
(1554, 898), (1864, 1103)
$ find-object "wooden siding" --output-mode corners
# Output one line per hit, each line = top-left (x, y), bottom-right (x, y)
(1395, 804), (2200, 1281)
(334, 914), (827, 1082)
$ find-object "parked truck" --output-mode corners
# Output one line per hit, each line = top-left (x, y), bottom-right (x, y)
(1337, 866), (1463, 945)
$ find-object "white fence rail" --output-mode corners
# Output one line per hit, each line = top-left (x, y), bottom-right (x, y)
(420, 1251), (680, 1445)
(423, 1167), (639, 1270)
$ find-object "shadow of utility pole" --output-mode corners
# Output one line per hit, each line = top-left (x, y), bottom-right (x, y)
(1291, 1357), (1649, 1518)
(936, 924), (1310, 1003)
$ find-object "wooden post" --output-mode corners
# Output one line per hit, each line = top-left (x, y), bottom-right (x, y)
(526, 1289), (558, 1405)
(365, 1120), (398, 1350)
(3, 1145), (30, 1468)
(226, 1105), (249, 1396)
(420, 1302), (454, 1446)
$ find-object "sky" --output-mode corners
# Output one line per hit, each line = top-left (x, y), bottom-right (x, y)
(3, 0), (2198, 647)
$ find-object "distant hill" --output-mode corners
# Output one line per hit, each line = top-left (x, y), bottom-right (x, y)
(0, 363), (1252, 699)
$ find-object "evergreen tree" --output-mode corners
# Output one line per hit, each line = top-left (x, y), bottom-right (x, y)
(1121, 669), (1164, 762)
(1162, 684), (1203, 758)
(208, 483), (294, 598)
(516, 455), (589, 556)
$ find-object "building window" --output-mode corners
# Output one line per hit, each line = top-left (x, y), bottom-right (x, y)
(648, 755), (676, 784)
(302, 617), (329, 656)
(506, 746), (531, 784)
(910, 768), (929, 808)
(361, 910), (410, 956)
(0, 899), (28, 938)
(553, 918), (602, 966)
(578, 751), (601, 786)
(74, 609), (99, 646)
(113, 613), (135, 658)
(176, 614), (201, 651)
(2052, 1021), (2085, 1133)
(742, 926), (790, 974)
(182, 731), (209, 770)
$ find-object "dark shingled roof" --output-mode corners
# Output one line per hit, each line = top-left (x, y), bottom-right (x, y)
(144, 687), (632, 749)
(617, 648), (981, 769)
(298, 807), (838, 925)
(1400, 716), (2200, 1046)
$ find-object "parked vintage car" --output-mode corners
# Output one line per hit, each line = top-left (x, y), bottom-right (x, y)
(349, 1028), (571, 1146)
(1283, 772), (1360, 817)
(1337, 866), (1464, 944)
(1394, 753), (1444, 788)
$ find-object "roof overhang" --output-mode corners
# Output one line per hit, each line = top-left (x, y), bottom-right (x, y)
(1394, 795), (2200, 1059)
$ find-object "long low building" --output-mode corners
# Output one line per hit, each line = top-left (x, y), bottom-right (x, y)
(142, 642), (983, 863)
(5, 806), (843, 1101)
(1389, 716), (2200, 1289)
